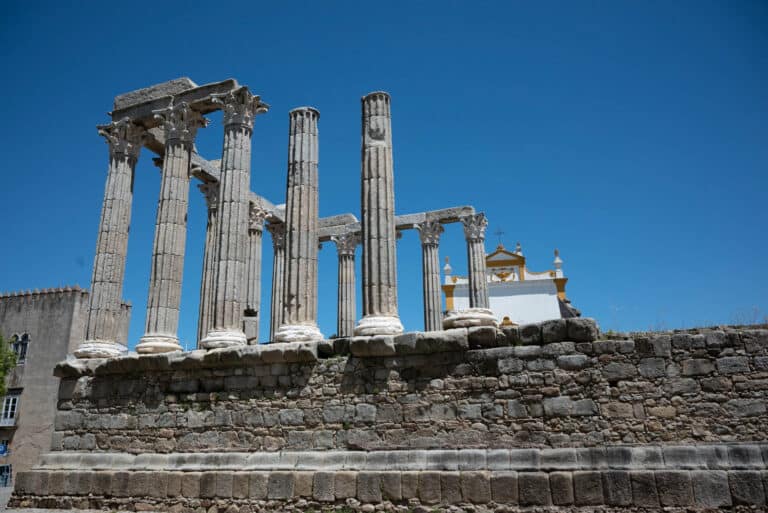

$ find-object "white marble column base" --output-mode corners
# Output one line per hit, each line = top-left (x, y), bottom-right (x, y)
(136, 335), (183, 354)
(354, 315), (404, 336)
(73, 340), (127, 359)
(274, 324), (324, 343)
(201, 328), (248, 349)
(442, 308), (499, 329)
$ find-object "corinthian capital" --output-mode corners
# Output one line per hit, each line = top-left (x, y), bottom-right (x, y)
(462, 213), (488, 242)
(266, 222), (285, 250)
(153, 102), (207, 144)
(416, 220), (444, 246)
(97, 117), (144, 160)
(198, 182), (219, 211)
(249, 204), (268, 234)
(212, 87), (270, 130)
(331, 232), (361, 257)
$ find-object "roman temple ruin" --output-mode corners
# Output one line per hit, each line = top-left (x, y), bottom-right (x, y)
(9, 78), (768, 512)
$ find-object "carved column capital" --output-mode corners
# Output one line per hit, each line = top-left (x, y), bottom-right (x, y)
(249, 204), (268, 234)
(97, 117), (144, 161)
(212, 87), (270, 130)
(461, 213), (488, 242)
(266, 222), (285, 250)
(198, 182), (219, 212)
(416, 220), (444, 246)
(331, 232), (361, 257)
(153, 102), (207, 144)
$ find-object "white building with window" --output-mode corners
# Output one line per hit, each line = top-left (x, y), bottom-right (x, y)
(0, 287), (131, 489)
(442, 243), (580, 326)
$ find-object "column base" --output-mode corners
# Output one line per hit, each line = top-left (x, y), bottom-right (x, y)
(443, 308), (499, 329)
(200, 328), (247, 349)
(354, 315), (404, 336)
(136, 334), (183, 354)
(73, 340), (127, 359)
(274, 323), (324, 343)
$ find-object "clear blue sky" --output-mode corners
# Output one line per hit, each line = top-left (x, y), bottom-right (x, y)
(1, 1), (766, 348)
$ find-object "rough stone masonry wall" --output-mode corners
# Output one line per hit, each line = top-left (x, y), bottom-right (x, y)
(10, 318), (768, 511)
(51, 320), (767, 453)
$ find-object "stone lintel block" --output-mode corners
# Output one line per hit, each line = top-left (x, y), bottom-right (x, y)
(357, 471), (382, 503)
(663, 446), (704, 469)
(728, 444), (765, 468)
(461, 471), (491, 503)
(729, 470), (766, 505)
(488, 449), (511, 470)
(541, 319), (567, 343)
(440, 472), (461, 504)
(573, 470), (603, 505)
(426, 450), (459, 471)
(313, 472), (335, 501)
(419, 471), (442, 504)
(510, 449), (540, 470)
(267, 471), (295, 499)
(630, 470), (659, 507)
(248, 472), (268, 499)
(540, 448), (578, 470)
(490, 471), (518, 504)
(576, 448), (607, 470)
(467, 326), (505, 349)
(549, 471), (574, 505)
(335, 471), (357, 499)
(294, 471), (313, 497)
(458, 449), (486, 470)
(381, 472), (402, 501)
(691, 470), (731, 508)
(518, 472), (551, 505)
(656, 470), (693, 506)
(567, 317), (600, 342)
(401, 472), (420, 499)
(602, 470), (632, 506)
(350, 335), (396, 357)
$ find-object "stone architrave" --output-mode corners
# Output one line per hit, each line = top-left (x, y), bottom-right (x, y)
(416, 220), (444, 332)
(244, 204), (267, 343)
(138, 103), (206, 354)
(266, 222), (285, 342)
(76, 118), (144, 358)
(201, 88), (269, 349)
(275, 108), (323, 343)
(331, 232), (360, 338)
(443, 213), (498, 328)
(355, 92), (404, 336)
(196, 182), (219, 345)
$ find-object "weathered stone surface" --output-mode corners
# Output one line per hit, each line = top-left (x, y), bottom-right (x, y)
(440, 472), (461, 504)
(729, 470), (766, 505)
(656, 470), (693, 506)
(357, 472), (382, 503)
(573, 471), (603, 505)
(549, 471), (573, 505)
(566, 318), (599, 342)
(692, 470), (731, 508)
(541, 319), (567, 343)
(418, 472), (441, 504)
(518, 472), (551, 505)
(630, 471), (659, 507)
(335, 471), (357, 499)
(490, 471), (518, 503)
(602, 470), (632, 506)
(267, 471), (294, 499)
(461, 471), (491, 503)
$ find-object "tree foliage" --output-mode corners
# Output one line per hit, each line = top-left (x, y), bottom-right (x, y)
(0, 334), (17, 397)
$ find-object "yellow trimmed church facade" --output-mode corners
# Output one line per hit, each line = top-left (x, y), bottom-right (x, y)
(442, 243), (579, 326)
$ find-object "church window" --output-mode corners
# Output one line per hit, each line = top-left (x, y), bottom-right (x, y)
(11, 334), (29, 364)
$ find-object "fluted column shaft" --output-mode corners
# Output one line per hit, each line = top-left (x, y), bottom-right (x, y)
(267, 222), (285, 342)
(463, 213), (490, 308)
(202, 88), (268, 349)
(244, 205), (267, 342)
(138, 103), (205, 354)
(355, 92), (403, 336)
(332, 233), (359, 338)
(275, 108), (323, 343)
(196, 182), (219, 346)
(417, 221), (444, 331)
(77, 118), (143, 358)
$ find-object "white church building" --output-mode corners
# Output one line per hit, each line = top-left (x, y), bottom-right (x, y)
(442, 243), (580, 326)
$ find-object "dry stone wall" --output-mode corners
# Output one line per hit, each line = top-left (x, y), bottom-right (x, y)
(11, 318), (768, 511)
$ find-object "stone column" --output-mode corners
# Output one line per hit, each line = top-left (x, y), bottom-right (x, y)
(196, 182), (219, 346)
(275, 107), (323, 343)
(201, 88), (269, 349)
(138, 103), (206, 354)
(355, 92), (404, 336)
(444, 213), (497, 328)
(331, 232), (360, 338)
(266, 222), (285, 342)
(244, 204), (267, 343)
(416, 220), (444, 332)
(76, 118), (144, 358)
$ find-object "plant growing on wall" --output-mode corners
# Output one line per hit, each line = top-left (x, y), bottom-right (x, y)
(0, 334), (17, 397)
